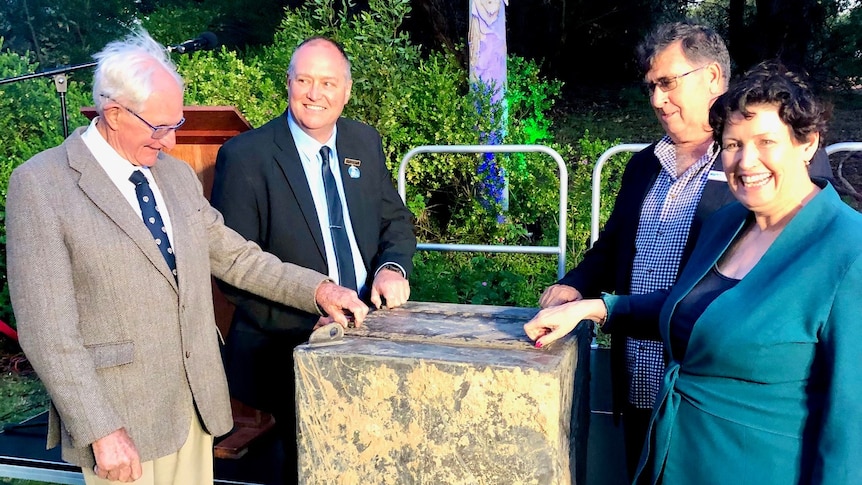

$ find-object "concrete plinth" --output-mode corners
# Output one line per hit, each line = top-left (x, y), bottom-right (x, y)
(294, 302), (591, 485)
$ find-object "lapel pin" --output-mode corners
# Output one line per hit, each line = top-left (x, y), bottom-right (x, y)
(348, 166), (361, 179)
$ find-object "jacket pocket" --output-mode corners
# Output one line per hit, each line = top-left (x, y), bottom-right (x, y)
(85, 340), (134, 369)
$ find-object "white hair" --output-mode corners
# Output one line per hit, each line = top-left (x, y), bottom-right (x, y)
(91, 28), (184, 115)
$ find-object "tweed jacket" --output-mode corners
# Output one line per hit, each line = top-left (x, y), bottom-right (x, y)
(6, 128), (329, 468)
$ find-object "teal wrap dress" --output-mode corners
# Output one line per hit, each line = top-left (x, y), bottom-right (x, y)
(604, 183), (862, 484)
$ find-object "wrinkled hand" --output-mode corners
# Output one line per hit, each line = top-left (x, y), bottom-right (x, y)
(370, 269), (410, 309)
(92, 428), (142, 483)
(524, 299), (606, 348)
(313, 315), (335, 331)
(315, 281), (369, 328)
(538, 284), (583, 308)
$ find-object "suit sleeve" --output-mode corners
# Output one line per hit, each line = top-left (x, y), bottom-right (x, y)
(7, 166), (125, 447)
(204, 153), (326, 317)
(812, 252), (862, 484)
(369, 136), (416, 276)
(557, 150), (650, 297)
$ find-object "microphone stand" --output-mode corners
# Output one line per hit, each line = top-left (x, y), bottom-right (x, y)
(0, 61), (97, 138)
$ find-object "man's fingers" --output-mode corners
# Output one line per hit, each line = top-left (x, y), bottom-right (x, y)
(369, 287), (382, 309)
(538, 287), (553, 308)
(349, 302), (368, 327)
(316, 282), (369, 327)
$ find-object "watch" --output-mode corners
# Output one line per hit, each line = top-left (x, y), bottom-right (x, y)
(379, 263), (404, 277)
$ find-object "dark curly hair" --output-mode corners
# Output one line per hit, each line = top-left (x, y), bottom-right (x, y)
(709, 61), (831, 146)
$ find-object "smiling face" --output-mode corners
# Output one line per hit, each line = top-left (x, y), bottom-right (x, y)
(646, 40), (723, 146)
(99, 61), (184, 167)
(721, 104), (819, 219)
(287, 39), (353, 143)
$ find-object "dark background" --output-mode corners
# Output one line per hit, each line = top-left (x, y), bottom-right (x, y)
(2, 0), (860, 90)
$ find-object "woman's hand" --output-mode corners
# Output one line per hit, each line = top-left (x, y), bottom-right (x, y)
(524, 299), (607, 348)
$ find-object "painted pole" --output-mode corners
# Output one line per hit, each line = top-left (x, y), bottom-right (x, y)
(469, 0), (509, 214)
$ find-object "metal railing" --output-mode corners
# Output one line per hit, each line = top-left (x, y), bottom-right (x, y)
(826, 142), (862, 156)
(398, 145), (569, 279)
(590, 144), (649, 246)
(590, 142), (862, 245)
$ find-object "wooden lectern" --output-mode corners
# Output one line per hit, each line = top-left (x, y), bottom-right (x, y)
(81, 106), (275, 459)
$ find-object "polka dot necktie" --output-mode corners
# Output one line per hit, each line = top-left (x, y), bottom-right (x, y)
(129, 170), (177, 280)
(319, 146), (356, 291)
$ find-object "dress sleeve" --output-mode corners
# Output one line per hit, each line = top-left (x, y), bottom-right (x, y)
(813, 253), (862, 484)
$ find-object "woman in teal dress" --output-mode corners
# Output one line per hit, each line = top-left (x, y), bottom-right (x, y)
(525, 62), (862, 484)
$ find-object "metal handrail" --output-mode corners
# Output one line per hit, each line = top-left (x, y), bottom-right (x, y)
(398, 145), (569, 279)
(590, 144), (649, 246)
(826, 142), (862, 155)
(590, 142), (862, 246)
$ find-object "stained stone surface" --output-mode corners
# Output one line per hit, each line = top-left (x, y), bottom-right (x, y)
(294, 302), (591, 485)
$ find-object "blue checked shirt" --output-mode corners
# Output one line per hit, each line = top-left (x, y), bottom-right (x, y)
(625, 136), (719, 408)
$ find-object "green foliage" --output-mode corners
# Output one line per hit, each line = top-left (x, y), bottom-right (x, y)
(140, 3), (223, 47)
(410, 253), (558, 308)
(821, 6), (862, 87)
(0, 370), (49, 425)
(0, 0), (137, 66)
(0, 0), (643, 320)
(0, 42), (90, 327)
(177, 49), (283, 126)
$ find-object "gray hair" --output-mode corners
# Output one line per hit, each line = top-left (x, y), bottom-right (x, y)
(92, 28), (184, 115)
(287, 36), (352, 82)
(637, 21), (731, 89)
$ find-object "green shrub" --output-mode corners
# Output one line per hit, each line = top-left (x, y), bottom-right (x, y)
(0, 43), (90, 327)
(0, 0), (640, 325)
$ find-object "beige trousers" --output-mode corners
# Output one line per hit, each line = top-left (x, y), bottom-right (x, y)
(82, 413), (214, 485)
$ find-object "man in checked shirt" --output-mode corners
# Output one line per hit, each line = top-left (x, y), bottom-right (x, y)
(538, 21), (833, 479)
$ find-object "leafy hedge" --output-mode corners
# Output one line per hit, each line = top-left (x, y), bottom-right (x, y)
(0, 0), (633, 327)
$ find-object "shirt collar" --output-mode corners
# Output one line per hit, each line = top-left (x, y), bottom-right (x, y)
(286, 109), (337, 159)
(80, 117), (152, 180)
(653, 135), (720, 180)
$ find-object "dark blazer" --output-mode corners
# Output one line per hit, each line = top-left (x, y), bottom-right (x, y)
(211, 112), (416, 412)
(556, 142), (832, 418)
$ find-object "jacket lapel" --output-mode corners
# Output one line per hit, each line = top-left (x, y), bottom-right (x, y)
(271, 114), (327, 261)
(661, 203), (749, 359)
(148, 160), (190, 291)
(67, 131), (178, 290)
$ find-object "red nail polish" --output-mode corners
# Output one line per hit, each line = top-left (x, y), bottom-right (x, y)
(535, 341), (543, 348)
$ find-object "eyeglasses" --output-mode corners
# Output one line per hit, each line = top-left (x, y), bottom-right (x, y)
(643, 65), (708, 95)
(101, 95), (185, 139)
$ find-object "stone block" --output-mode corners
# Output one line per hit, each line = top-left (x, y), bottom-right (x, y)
(295, 302), (591, 484)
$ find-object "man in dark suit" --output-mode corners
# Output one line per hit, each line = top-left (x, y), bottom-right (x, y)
(538, 22), (833, 479)
(6, 29), (366, 485)
(211, 36), (416, 481)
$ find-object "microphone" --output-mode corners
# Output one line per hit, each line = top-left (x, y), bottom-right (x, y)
(168, 32), (218, 54)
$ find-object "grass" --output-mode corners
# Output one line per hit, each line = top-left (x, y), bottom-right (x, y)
(0, 353), (49, 427)
(0, 352), (54, 485)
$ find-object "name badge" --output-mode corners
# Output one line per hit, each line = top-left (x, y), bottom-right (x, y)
(707, 170), (727, 182)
